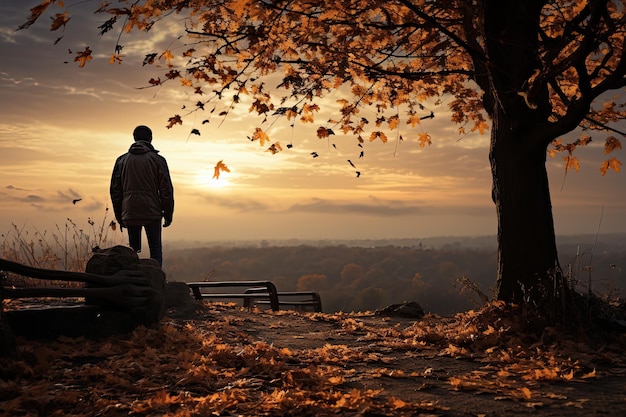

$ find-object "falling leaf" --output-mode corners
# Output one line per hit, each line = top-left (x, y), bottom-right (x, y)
(166, 115), (183, 129)
(418, 132), (432, 148)
(213, 160), (230, 179)
(160, 49), (175, 67)
(143, 53), (158, 66)
(267, 142), (283, 154)
(50, 12), (70, 31)
(252, 128), (270, 146)
(317, 127), (335, 138)
(74, 47), (93, 68)
(369, 131), (388, 143)
(190, 128), (201, 136)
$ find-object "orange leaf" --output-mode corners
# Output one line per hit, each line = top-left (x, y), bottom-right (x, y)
(369, 131), (388, 143)
(74, 47), (92, 68)
(418, 132), (432, 148)
(407, 114), (422, 127)
(604, 136), (622, 154)
(520, 387), (532, 400)
(267, 142), (283, 154)
(317, 126), (335, 139)
(213, 160), (230, 179)
(388, 115), (399, 130)
(600, 157), (621, 175)
(50, 12), (70, 31)
(252, 128), (270, 146)
(160, 49), (175, 67)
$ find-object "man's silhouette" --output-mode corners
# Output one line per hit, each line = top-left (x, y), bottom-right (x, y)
(110, 125), (174, 266)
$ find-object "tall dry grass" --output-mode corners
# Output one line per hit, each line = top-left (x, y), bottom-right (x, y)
(1, 207), (125, 288)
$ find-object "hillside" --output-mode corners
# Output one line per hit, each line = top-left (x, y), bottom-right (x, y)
(163, 237), (626, 315)
(1, 300), (625, 416)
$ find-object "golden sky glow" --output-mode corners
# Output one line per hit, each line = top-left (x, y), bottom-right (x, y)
(0, 1), (624, 246)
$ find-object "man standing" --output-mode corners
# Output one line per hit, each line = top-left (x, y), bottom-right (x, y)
(110, 125), (174, 266)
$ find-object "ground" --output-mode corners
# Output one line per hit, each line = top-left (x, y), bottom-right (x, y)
(1, 300), (625, 416)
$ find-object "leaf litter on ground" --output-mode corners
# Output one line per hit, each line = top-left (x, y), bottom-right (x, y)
(1, 300), (626, 416)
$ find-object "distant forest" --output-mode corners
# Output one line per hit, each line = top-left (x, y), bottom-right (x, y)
(163, 235), (626, 315)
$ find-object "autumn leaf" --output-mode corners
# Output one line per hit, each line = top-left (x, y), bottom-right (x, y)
(166, 115), (183, 129)
(74, 47), (93, 68)
(388, 115), (399, 130)
(418, 132), (432, 148)
(190, 128), (200, 136)
(50, 12), (70, 31)
(407, 113), (422, 127)
(252, 128), (270, 146)
(267, 142), (282, 154)
(317, 127), (335, 139)
(604, 136), (622, 154)
(471, 119), (489, 135)
(369, 131), (388, 143)
(160, 49), (175, 67)
(143, 53), (157, 66)
(213, 160), (230, 179)
(109, 53), (123, 64)
(600, 157), (621, 175)
(17, 1), (53, 30)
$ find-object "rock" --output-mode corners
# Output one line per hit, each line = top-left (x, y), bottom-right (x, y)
(85, 246), (166, 327)
(164, 281), (204, 319)
(375, 301), (425, 318)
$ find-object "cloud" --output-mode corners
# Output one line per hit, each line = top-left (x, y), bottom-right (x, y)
(197, 193), (273, 212)
(6, 185), (29, 191)
(288, 196), (425, 216)
(24, 194), (45, 203)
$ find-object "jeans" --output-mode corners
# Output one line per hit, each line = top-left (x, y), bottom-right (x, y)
(127, 220), (163, 266)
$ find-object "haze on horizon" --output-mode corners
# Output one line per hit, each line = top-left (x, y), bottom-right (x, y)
(1, 1), (624, 247)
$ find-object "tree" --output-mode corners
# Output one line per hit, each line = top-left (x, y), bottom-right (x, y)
(21, 1), (624, 310)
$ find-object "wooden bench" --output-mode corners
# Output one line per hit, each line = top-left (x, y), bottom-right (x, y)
(187, 281), (280, 311)
(251, 290), (322, 312)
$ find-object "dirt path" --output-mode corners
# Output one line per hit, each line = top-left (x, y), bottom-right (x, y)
(203, 304), (626, 416)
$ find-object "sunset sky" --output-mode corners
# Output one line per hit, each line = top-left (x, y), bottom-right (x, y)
(1, 1), (624, 248)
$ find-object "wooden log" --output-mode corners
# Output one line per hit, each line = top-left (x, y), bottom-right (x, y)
(1, 284), (155, 308)
(0, 258), (147, 287)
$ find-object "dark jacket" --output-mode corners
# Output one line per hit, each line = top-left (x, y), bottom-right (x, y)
(110, 140), (174, 226)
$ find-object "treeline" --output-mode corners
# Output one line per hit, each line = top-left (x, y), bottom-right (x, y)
(163, 244), (625, 315)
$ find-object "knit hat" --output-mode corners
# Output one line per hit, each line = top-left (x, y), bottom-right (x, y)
(133, 125), (153, 142)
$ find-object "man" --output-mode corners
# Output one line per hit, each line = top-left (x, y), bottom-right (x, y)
(110, 125), (174, 266)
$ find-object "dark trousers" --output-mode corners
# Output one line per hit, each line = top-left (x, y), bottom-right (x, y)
(127, 220), (163, 266)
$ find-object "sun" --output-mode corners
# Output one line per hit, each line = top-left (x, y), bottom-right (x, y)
(195, 168), (232, 189)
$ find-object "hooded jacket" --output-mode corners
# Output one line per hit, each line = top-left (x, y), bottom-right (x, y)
(110, 140), (174, 226)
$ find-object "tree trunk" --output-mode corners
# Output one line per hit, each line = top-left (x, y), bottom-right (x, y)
(490, 111), (562, 305)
